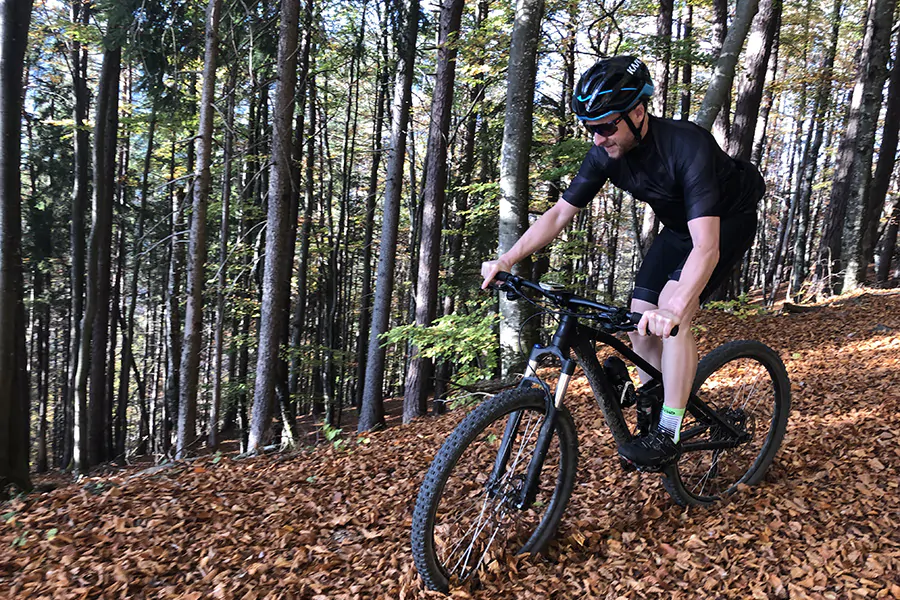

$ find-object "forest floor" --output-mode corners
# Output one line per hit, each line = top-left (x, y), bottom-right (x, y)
(3, 287), (900, 599)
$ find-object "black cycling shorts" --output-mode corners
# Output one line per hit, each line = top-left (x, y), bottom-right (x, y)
(632, 212), (758, 306)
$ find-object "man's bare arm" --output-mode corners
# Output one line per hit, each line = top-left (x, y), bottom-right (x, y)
(481, 200), (581, 288)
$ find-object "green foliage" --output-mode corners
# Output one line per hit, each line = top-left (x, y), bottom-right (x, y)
(382, 298), (500, 387)
(322, 423), (345, 450)
(704, 294), (768, 319)
(537, 138), (591, 182)
(447, 393), (486, 410)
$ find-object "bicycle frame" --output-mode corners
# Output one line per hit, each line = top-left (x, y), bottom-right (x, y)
(488, 312), (749, 509)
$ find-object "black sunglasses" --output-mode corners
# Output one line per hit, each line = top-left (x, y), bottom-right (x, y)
(585, 114), (624, 137)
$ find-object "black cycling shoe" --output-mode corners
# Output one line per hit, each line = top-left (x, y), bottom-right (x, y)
(618, 430), (681, 470)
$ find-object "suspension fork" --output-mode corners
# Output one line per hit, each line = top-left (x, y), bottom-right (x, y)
(485, 358), (577, 508)
(517, 357), (575, 509)
(487, 316), (578, 508)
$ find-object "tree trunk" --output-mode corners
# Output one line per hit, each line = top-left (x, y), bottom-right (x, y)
(680, 4), (692, 120)
(790, 0), (841, 293)
(0, 0), (34, 496)
(358, 0), (420, 432)
(354, 6), (389, 410)
(862, 25), (900, 268)
(877, 196), (899, 284)
(726, 0), (780, 160)
(498, 0), (544, 378)
(74, 44), (120, 472)
(163, 169), (185, 458)
(653, 0), (673, 118)
(289, 2), (316, 409)
(403, 0), (464, 423)
(119, 111), (156, 459)
(815, 0), (896, 294)
(710, 0), (730, 140)
(64, 0), (90, 470)
(247, 0), (300, 454)
(177, 0), (222, 459)
(210, 60), (237, 451)
(695, 0), (760, 131)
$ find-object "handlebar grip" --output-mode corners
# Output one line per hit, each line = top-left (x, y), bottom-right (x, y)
(495, 271), (512, 282)
(630, 312), (679, 337)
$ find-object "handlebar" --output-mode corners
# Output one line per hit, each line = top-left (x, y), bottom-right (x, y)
(492, 271), (678, 337)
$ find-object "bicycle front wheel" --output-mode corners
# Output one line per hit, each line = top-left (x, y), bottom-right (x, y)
(411, 388), (578, 592)
(663, 340), (791, 506)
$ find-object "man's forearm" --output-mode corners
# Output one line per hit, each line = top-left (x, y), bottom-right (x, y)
(501, 205), (574, 265)
(672, 246), (718, 313)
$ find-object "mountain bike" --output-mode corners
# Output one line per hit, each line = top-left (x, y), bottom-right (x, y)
(410, 272), (790, 593)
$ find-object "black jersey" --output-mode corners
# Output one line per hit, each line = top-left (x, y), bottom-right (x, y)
(562, 115), (764, 233)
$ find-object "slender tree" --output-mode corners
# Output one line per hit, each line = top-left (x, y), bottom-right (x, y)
(403, 0), (464, 422)
(358, 0), (421, 432)
(695, 0), (760, 131)
(353, 2), (389, 410)
(0, 0), (34, 497)
(247, 0), (300, 453)
(64, 0), (90, 469)
(177, 0), (222, 459)
(498, 0), (545, 377)
(210, 58), (237, 451)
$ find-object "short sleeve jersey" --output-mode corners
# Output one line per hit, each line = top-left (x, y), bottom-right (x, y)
(562, 115), (763, 233)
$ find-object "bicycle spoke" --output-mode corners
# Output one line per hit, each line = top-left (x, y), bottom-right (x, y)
(447, 493), (495, 577)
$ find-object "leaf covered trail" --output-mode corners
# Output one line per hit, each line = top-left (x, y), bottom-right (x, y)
(3, 290), (900, 599)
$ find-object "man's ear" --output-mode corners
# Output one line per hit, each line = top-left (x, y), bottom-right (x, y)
(632, 102), (645, 121)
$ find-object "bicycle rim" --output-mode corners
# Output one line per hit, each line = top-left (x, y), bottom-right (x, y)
(668, 342), (789, 504)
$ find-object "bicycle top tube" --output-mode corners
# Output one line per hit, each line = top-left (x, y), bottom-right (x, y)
(494, 271), (637, 331)
(492, 271), (678, 337)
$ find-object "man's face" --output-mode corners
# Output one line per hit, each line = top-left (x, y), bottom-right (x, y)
(585, 105), (643, 159)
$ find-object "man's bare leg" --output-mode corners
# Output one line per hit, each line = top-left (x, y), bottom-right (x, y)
(628, 298), (662, 384)
(657, 280), (700, 415)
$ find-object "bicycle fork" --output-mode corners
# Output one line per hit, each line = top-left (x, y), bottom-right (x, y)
(488, 344), (577, 511)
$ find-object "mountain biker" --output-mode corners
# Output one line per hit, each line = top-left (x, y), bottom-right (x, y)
(480, 55), (765, 468)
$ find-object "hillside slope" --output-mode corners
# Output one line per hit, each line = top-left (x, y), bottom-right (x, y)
(2, 289), (900, 599)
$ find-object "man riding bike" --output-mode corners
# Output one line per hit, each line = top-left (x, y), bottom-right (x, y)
(481, 55), (765, 469)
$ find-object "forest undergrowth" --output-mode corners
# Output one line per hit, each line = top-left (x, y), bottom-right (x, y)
(2, 288), (900, 599)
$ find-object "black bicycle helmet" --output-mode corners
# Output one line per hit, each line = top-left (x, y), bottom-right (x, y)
(572, 56), (654, 121)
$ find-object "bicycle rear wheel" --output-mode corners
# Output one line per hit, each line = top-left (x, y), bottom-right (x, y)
(663, 340), (790, 506)
(411, 388), (578, 592)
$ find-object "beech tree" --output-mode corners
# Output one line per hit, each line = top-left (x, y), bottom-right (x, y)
(0, 0), (33, 497)
(247, 0), (300, 454)
(695, 0), (760, 130)
(177, 0), (222, 459)
(498, 0), (545, 378)
(358, 0), (420, 433)
(402, 0), (464, 423)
